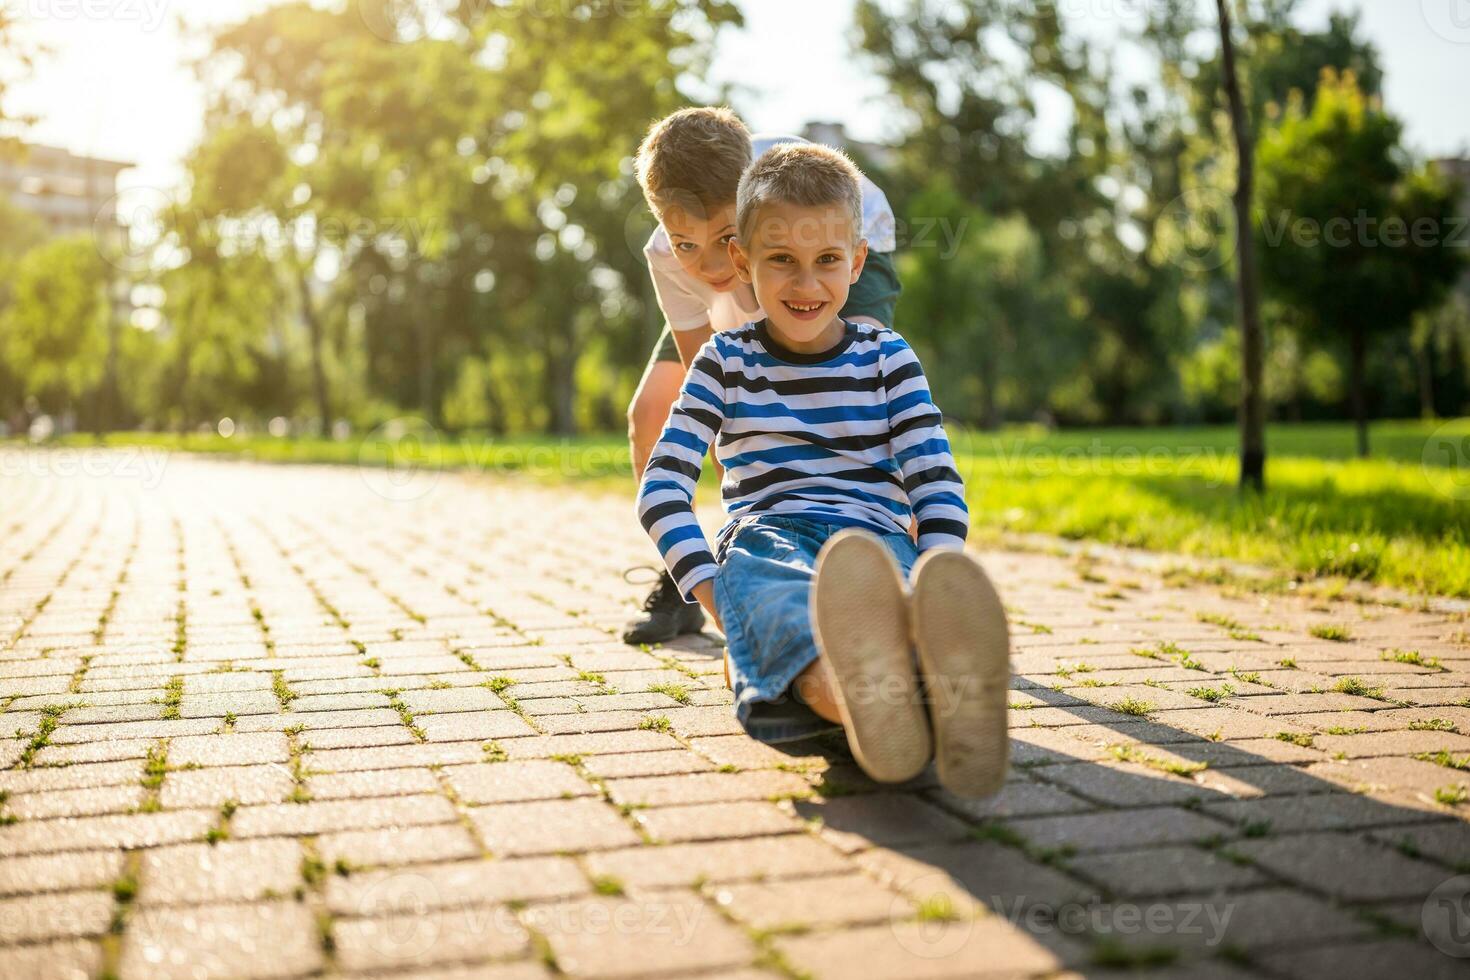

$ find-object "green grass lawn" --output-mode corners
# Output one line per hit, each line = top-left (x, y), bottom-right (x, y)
(39, 418), (1470, 598)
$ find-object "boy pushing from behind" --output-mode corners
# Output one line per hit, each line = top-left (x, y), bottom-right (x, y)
(636, 144), (1010, 796)
(623, 107), (901, 645)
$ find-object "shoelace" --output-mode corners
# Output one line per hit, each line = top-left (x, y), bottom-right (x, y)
(622, 565), (671, 612)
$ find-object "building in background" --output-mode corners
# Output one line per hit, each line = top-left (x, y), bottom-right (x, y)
(0, 144), (136, 440)
(800, 121), (898, 172)
(0, 142), (132, 244)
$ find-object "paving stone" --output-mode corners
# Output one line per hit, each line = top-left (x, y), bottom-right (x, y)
(469, 798), (642, 856)
(0, 889), (113, 944)
(0, 939), (103, 980)
(306, 741), (489, 772)
(1203, 792), (1445, 834)
(168, 732), (289, 767)
(1258, 940), (1465, 980)
(1311, 729), (1470, 759)
(523, 892), (753, 977)
(585, 835), (850, 888)
(138, 839), (304, 904)
(1004, 806), (1232, 853)
(234, 707), (405, 732)
(1032, 761), (1213, 807)
(1229, 831), (1452, 901)
(4, 783), (145, 820)
(32, 737), (158, 766)
(1065, 844), (1268, 897)
(793, 793), (973, 853)
(602, 771), (812, 807)
(333, 906), (530, 973)
(496, 731), (680, 759)
(1366, 820), (1470, 867)
(632, 801), (804, 843)
(317, 824), (483, 869)
(306, 767), (441, 800)
(579, 750), (716, 779)
(399, 687), (507, 715)
(1305, 755), (1468, 797)
(159, 764), (295, 808)
(0, 850), (125, 898)
(776, 915), (1076, 979)
(709, 872), (909, 930)
(857, 839), (1098, 915)
(117, 900), (324, 979)
(926, 781), (1095, 820)
(231, 793), (458, 837)
(179, 691), (280, 718)
(289, 692), (392, 712)
(417, 711), (538, 742)
(326, 857), (590, 915)
(445, 760), (595, 804)
(299, 724), (419, 750)
(0, 809), (216, 856)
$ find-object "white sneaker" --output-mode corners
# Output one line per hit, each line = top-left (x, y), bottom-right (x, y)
(910, 549), (1010, 798)
(810, 530), (932, 783)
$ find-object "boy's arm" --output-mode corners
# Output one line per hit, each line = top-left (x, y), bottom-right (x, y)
(881, 336), (969, 551)
(672, 323), (715, 368)
(636, 340), (727, 609)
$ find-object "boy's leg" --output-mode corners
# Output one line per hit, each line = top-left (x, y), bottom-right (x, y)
(627, 328), (686, 479)
(623, 327), (705, 645)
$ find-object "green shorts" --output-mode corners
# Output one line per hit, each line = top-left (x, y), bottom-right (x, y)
(650, 249), (902, 364)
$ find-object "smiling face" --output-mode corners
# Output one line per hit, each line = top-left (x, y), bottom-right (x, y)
(730, 199), (869, 354)
(660, 201), (741, 293)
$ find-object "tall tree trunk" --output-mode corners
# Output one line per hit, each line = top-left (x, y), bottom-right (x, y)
(1415, 339), (1435, 419)
(1216, 0), (1266, 492)
(1349, 325), (1369, 457)
(297, 269), (331, 433)
(417, 309), (435, 425)
(546, 346), (577, 437)
(978, 343), (999, 432)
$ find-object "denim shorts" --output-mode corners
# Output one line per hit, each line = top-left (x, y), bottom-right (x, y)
(712, 514), (920, 744)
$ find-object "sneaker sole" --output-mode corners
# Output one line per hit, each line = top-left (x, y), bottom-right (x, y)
(811, 530), (932, 783)
(911, 550), (1010, 798)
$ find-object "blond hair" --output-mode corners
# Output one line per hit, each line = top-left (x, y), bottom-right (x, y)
(736, 143), (863, 247)
(635, 106), (752, 217)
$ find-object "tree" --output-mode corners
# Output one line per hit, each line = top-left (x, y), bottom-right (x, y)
(1256, 70), (1465, 456)
(0, 237), (111, 417)
(0, 194), (46, 422)
(896, 178), (1075, 428)
(1214, 0), (1266, 491)
(0, 7), (40, 152)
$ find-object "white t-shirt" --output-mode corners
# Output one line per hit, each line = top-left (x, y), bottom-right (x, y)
(644, 134), (897, 333)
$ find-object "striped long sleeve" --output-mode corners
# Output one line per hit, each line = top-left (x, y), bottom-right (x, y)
(636, 322), (969, 599)
(636, 341), (727, 600)
(879, 336), (970, 551)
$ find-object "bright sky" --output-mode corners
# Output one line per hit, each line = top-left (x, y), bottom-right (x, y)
(8, 0), (1469, 196)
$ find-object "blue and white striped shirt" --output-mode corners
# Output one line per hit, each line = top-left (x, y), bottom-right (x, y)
(637, 319), (970, 599)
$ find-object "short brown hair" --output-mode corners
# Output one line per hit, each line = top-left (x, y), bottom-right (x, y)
(736, 143), (864, 248)
(635, 106), (752, 217)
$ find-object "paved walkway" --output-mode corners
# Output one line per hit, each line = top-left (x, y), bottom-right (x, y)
(1, 450), (1467, 979)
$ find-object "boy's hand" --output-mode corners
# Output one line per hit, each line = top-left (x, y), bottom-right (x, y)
(691, 580), (723, 633)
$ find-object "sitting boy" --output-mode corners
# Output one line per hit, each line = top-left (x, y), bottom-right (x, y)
(623, 106), (901, 645)
(636, 143), (1009, 797)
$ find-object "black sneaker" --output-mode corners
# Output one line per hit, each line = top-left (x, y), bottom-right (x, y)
(622, 568), (706, 645)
